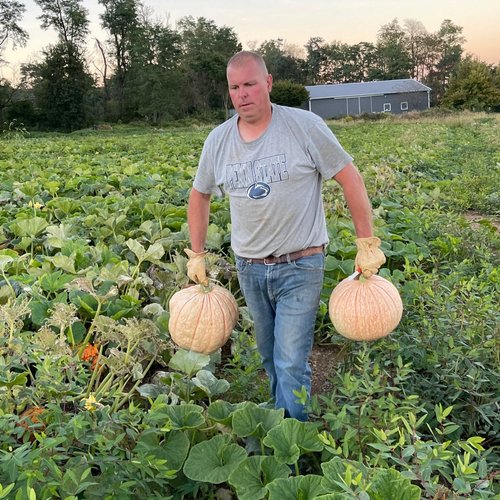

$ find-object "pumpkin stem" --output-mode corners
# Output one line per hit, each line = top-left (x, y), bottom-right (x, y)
(199, 282), (213, 293)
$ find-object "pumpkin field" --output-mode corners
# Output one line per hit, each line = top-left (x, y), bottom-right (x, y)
(0, 111), (498, 499)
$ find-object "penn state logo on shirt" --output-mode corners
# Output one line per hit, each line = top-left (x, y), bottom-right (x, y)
(247, 182), (271, 200)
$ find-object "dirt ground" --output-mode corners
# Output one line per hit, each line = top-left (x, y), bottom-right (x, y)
(309, 343), (344, 395)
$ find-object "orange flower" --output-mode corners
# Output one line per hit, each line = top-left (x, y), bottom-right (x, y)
(81, 343), (99, 370)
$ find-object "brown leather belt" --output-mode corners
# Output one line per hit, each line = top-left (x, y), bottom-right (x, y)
(240, 246), (324, 265)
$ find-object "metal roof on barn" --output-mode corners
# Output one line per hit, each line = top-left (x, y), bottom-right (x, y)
(305, 79), (431, 100)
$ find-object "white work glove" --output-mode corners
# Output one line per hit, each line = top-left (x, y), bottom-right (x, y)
(184, 249), (209, 285)
(354, 237), (386, 278)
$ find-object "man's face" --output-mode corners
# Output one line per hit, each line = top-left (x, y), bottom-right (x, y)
(227, 59), (272, 124)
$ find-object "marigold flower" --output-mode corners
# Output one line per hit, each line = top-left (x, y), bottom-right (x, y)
(81, 343), (99, 370)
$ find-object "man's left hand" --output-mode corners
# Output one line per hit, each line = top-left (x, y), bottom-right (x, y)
(355, 237), (386, 278)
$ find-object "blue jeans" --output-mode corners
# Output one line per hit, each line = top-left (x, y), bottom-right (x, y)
(235, 253), (324, 420)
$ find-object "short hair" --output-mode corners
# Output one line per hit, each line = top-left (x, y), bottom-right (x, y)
(227, 51), (269, 74)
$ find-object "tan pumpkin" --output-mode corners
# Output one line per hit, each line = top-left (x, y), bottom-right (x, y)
(329, 274), (403, 341)
(168, 284), (239, 354)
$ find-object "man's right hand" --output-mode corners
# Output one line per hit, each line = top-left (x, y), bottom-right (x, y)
(184, 249), (209, 285)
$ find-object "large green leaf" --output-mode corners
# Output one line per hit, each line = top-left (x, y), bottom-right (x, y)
(231, 401), (284, 441)
(168, 349), (210, 377)
(262, 419), (323, 464)
(369, 468), (421, 500)
(133, 428), (189, 473)
(161, 404), (205, 430)
(126, 239), (164, 264)
(11, 217), (49, 237)
(266, 474), (325, 500)
(191, 370), (230, 397)
(228, 455), (290, 500)
(183, 434), (247, 484)
(207, 400), (242, 426)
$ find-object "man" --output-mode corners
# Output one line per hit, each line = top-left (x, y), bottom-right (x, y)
(185, 51), (385, 420)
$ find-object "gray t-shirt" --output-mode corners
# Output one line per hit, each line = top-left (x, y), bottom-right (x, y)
(193, 104), (353, 258)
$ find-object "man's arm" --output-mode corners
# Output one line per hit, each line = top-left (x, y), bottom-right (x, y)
(187, 187), (212, 252)
(333, 162), (373, 238)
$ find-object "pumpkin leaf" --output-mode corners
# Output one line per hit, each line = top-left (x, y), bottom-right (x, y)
(126, 239), (164, 264)
(134, 428), (189, 473)
(168, 349), (210, 377)
(207, 400), (242, 426)
(44, 254), (77, 274)
(369, 468), (421, 500)
(191, 370), (230, 397)
(266, 474), (326, 500)
(183, 434), (247, 484)
(262, 419), (324, 464)
(44, 223), (74, 249)
(228, 455), (290, 500)
(11, 217), (49, 237)
(231, 401), (284, 441)
(161, 403), (205, 430)
(0, 255), (14, 271)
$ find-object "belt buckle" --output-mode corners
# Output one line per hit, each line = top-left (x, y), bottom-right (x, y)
(263, 257), (276, 266)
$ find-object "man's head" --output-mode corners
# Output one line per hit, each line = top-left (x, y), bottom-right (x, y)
(227, 51), (273, 125)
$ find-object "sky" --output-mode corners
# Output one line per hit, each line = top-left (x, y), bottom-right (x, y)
(2, 0), (499, 82)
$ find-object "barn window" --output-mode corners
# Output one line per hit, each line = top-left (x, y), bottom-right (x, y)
(383, 103), (391, 112)
(401, 102), (408, 111)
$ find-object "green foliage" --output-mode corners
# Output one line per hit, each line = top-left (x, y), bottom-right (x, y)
(0, 116), (498, 498)
(442, 56), (500, 111)
(270, 80), (309, 107)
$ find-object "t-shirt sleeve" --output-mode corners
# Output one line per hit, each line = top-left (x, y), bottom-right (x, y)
(306, 119), (353, 179)
(192, 134), (224, 197)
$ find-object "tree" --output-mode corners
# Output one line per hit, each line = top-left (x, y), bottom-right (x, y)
(270, 80), (308, 107)
(0, 0), (28, 62)
(125, 12), (184, 123)
(98, 0), (141, 119)
(424, 19), (465, 104)
(402, 19), (429, 80)
(178, 16), (241, 115)
(257, 39), (305, 83)
(304, 37), (327, 84)
(442, 57), (500, 111)
(26, 42), (94, 130)
(371, 18), (412, 80)
(26, 0), (94, 130)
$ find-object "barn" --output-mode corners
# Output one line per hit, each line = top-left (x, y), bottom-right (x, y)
(304, 79), (431, 119)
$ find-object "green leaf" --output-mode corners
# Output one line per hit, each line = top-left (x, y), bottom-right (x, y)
(143, 241), (165, 263)
(207, 400), (241, 426)
(12, 216), (49, 237)
(228, 456), (290, 500)
(126, 238), (146, 262)
(0, 371), (28, 388)
(232, 401), (284, 441)
(0, 255), (14, 271)
(191, 370), (230, 397)
(44, 223), (74, 248)
(183, 434), (247, 484)
(262, 419), (323, 464)
(266, 474), (325, 500)
(162, 404), (205, 430)
(134, 428), (189, 473)
(0, 483), (15, 499)
(320, 457), (370, 493)
(168, 349), (210, 377)
(369, 468), (421, 500)
(45, 254), (77, 274)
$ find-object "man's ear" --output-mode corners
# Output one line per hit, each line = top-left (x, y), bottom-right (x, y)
(267, 74), (273, 93)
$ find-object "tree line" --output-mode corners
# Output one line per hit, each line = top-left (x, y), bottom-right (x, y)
(1, 0), (499, 132)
